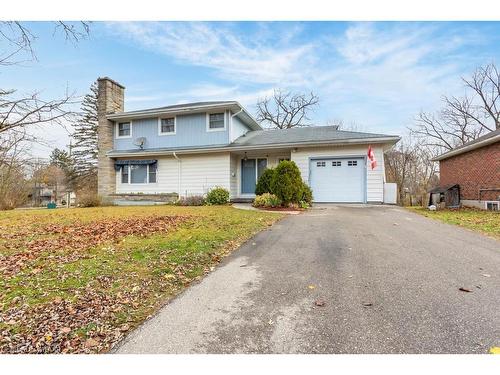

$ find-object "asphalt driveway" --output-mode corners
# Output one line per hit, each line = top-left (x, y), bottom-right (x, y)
(115, 205), (500, 354)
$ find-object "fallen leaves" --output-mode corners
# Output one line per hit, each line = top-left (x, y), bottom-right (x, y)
(0, 215), (187, 277)
(459, 287), (473, 293)
(314, 300), (326, 307)
(0, 206), (283, 354)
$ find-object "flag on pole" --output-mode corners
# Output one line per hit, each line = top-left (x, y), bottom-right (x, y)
(367, 145), (377, 170)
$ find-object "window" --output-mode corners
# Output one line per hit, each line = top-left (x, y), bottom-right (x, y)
(159, 117), (175, 135)
(257, 158), (267, 179)
(121, 166), (129, 183)
(120, 164), (157, 184)
(148, 163), (157, 183)
(117, 122), (131, 137)
(332, 161), (341, 167)
(207, 113), (225, 131)
(316, 161), (326, 167)
(486, 201), (499, 211)
(348, 160), (358, 166)
(130, 165), (148, 184)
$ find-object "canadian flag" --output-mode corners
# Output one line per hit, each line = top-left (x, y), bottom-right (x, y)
(367, 145), (377, 170)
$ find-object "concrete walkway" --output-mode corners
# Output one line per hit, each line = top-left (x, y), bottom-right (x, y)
(115, 205), (500, 354)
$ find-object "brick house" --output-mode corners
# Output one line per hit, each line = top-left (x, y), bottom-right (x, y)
(432, 128), (500, 210)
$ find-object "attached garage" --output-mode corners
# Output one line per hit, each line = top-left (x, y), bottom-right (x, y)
(309, 157), (366, 203)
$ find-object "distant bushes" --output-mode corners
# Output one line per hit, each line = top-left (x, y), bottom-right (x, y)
(77, 192), (102, 207)
(253, 160), (312, 208)
(176, 195), (206, 206)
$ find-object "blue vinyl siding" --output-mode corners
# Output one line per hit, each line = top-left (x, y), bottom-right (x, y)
(231, 115), (251, 142)
(114, 112), (230, 151)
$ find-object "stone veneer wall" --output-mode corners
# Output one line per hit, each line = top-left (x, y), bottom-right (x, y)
(97, 77), (125, 198)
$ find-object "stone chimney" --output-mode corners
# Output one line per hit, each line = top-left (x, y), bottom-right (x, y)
(97, 77), (125, 199)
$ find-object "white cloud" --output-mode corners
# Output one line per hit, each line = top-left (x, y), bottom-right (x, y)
(107, 22), (497, 132)
(109, 22), (316, 85)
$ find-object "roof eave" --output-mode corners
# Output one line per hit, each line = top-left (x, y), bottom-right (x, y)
(107, 101), (262, 131)
(107, 102), (240, 121)
(107, 136), (401, 158)
(432, 134), (500, 161)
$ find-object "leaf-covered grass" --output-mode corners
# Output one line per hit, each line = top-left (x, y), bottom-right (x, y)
(408, 207), (500, 240)
(0, 205), (283, 353)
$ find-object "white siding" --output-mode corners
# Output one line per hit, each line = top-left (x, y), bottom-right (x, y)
(230, 154), (238, 198)
(115, 153), (231, 197)
(291, 145), (386, 202)
(233, 151), (291, 198)
(179, 153), (230, 197)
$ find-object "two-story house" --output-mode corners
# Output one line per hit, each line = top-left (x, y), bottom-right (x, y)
(97, 77), (400, 204)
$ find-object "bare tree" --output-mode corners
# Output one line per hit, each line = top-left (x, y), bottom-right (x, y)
(256, 89), (319, 129)
(412, 63), (500, 151)
(385, 136), (439, 205)
(0, 21), (90, 209)
(0, 132), (31, 209)
(0, 21), (90, 66)
(0, 89), (76, 136)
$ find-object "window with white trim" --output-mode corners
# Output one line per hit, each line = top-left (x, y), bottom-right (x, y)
(121, 164), (157, 184)
(117, 122), (131, 137)
(332, 161), (341, 167)
(160, 118), (175, 134)
(208, 113), (225, 130)
(316, 161), (326, 167)
(348, 160), (358, 166)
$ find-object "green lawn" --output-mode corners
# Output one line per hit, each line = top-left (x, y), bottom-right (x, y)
(408, 207), (500, 240)
(0, 205), (283, 354)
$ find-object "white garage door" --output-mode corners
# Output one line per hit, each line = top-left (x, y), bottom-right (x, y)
(310, 158), (365, 203)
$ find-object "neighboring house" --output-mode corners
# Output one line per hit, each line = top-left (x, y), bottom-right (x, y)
(97, 77), (400, 204)
(432, 128), (500, 210)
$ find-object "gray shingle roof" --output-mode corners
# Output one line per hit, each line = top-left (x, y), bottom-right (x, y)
(121, 101), (236, 115)
(433, 128), (500, 161)
(231, 126), (399, 147)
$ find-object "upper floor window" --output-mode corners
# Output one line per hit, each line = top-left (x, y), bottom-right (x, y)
(207, 112), (225, 131)
(159, 117), (176, 135)
(116, 122), (131, 138)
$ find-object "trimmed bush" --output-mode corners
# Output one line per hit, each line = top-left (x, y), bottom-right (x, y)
(299, 183), (313, 205)
(206, 186), (230, 205)
(255, 168), (275, 195)
(176, 195), (205, 206)
(270, 160), (304, 205)
(253, 193), (282, 208)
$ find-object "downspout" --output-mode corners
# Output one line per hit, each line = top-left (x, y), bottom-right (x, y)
(173, 152), (181, 199)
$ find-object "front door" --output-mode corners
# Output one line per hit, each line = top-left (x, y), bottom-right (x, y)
(241, 159), (256, 194)
(241, 158), (267, 194)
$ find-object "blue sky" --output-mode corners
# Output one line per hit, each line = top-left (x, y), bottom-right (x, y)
(2, 21), (500, 157)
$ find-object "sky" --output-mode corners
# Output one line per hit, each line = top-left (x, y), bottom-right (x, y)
(2, 21), (500, 157)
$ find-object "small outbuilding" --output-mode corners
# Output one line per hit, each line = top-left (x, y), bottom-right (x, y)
(428, 184), (460, 208)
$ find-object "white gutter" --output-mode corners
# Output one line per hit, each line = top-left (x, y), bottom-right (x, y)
(432, 132), (500, 161)
(231, 108), (244, 117)
(173, 152), (181, 198)
(107, 136), (401, 158)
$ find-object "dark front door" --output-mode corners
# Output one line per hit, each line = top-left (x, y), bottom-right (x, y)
(241, 159), (256, 194)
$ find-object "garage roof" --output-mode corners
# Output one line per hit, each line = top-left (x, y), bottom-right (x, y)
(231, 126), (400, 147)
